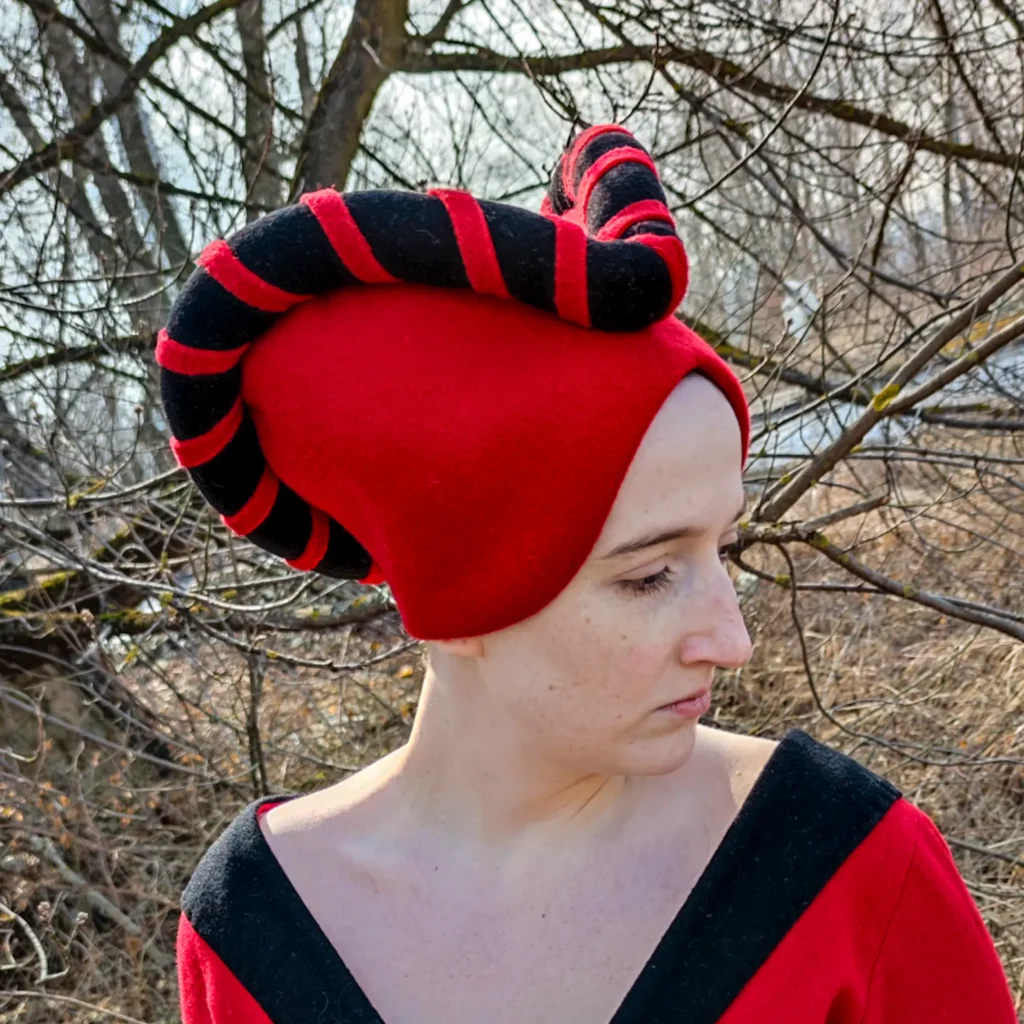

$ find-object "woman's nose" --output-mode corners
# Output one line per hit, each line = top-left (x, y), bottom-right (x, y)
(679, 561), (753, 669)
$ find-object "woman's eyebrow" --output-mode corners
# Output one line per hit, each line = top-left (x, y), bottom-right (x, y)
(598, 501), (747, 561)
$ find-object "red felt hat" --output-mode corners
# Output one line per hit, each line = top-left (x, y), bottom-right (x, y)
(157, 124), (750, 640)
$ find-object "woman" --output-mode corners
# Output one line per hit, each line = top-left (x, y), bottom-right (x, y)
(162, 125), (1017, 1023)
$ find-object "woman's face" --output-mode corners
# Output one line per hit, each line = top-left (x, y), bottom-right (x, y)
(431, 373), (752, 778)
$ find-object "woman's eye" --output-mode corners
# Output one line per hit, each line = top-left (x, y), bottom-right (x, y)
(620, 566), (675, 598)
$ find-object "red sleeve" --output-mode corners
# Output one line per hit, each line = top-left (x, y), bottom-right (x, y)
(176, 911), (276, 1024)
(862, 811), (1017, 1022)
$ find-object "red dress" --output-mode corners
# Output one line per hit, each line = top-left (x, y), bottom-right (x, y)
(176, 728), (1018, 1022)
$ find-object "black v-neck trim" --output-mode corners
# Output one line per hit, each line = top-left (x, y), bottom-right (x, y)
(181, 728), (901, 1024)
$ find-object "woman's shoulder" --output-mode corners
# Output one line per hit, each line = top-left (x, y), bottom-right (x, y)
(752, 727), (953, 879)
(703, 724), (905, 805)
(705, 727), (939, 948)
(181, 792), (299, 919)
(763, 726), (903, 795)
(176, 791), (352, 1024)
(704, 725), (923, 857)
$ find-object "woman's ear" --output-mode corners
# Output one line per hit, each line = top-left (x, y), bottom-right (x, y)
(428, 636), (485, 659)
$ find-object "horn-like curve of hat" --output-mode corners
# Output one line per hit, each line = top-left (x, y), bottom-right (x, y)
(157, 124), (750, 639)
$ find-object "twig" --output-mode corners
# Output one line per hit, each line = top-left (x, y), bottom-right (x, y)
(17, 833), (141, 936)
(738, 526), (1024, 641)
(0, 685), (212, 777)
(0, 899), (53, 984)
(1, 991), (150, 1023)
(946, 835), (1024, 870)
(758, 259), (1024, 522)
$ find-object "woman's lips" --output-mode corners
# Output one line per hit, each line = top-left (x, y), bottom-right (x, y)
(658, 688), (711, 718)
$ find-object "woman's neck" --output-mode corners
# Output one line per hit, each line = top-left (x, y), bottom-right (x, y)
(361, 665), (698, 868)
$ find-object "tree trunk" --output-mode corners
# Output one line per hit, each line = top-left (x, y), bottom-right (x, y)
(83, 0), (193, 276)
(235, 0), (285, 219)
(289, 0), (408, 197)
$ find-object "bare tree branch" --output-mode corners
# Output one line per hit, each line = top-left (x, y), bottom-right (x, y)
(0, 0), (246, 197)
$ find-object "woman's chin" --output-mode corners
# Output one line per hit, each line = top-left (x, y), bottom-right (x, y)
(616, 726), (701, 777)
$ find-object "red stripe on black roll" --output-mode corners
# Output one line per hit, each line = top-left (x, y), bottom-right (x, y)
(361, 557), (387, 584)
(595, 199), (675, 242)
(170, 396), (244, 469)
(156, 330), (249, 376)
(197, 240), (309, 313)
(576, 149), (658, 226)
(632, 232), (689, 315)
(553, 218), (590, 327)
(300, 190), (399, 284)
(429, 188), (510, 300)
(286, 507), (330, 571)
(562, 124), (631, 201)
(222, 465), (280, 536)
